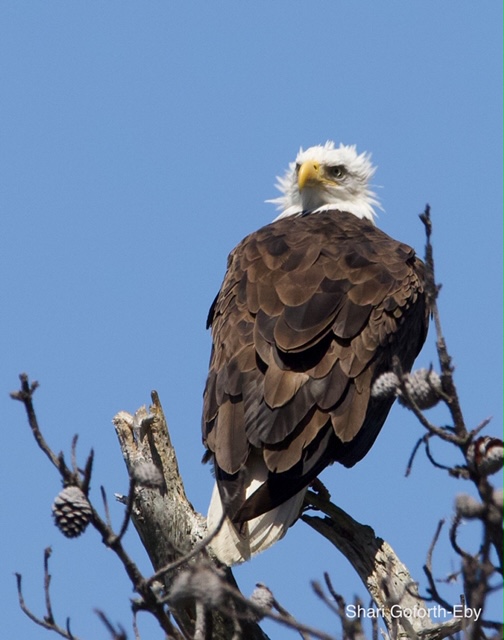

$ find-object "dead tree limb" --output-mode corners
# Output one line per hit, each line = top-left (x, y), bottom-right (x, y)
(302, 491), (464, 640)
(112, 392), (270, 640)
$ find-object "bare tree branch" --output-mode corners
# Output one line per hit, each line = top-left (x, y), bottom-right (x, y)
(94, 610), (128, 640)
(302, 490), (465, 640)
(112, 393), (270, 640)
(11, 374), (73, 480)
(419, 205), (466, 438)
(15, 548), (81, 640)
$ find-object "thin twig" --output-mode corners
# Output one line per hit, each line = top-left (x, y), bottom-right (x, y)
(15, 554), (81, 640)
(426, 520), (444, 572)
(449, 515), (471, 560)
(405, 434), (427, 477)
(423, 438), (460, 473)
(81, 448), (94, 496)
(468, 417), (493, 440)
(421, 521), (455, 611)
(132, 608), (141, 640)
(312, 576), (366, 640)
(101, 485), (113, 530)
(419, 205), (467, 437)
(70, 435), (79, 477)
(44, 547), (55, 624)
(10, 374), (69, 477)
(112, 476), (136, 544)
(270, 594), (311, 640)
(95, 609), (127, 640)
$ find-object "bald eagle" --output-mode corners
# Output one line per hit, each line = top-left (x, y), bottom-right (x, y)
(203, 142), (428, 565)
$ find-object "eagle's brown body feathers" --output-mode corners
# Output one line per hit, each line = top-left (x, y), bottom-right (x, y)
(203, 210), (428, 540)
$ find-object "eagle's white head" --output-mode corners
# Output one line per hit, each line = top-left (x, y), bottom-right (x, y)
(269, 141), (379, 222)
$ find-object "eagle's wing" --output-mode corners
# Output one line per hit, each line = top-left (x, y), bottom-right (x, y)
(203, 210), (428, 525)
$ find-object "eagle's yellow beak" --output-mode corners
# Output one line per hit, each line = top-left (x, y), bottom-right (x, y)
(297, 160), (322, 191)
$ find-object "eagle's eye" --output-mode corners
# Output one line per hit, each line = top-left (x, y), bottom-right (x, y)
(295, 163), (301, 174)
(328, 165), (346, 180)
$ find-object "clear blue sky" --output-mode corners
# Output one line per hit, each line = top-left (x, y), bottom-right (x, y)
(1, 2), (502, 638)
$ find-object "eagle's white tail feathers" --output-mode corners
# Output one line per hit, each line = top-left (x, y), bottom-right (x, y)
(207, 455), (305, 566)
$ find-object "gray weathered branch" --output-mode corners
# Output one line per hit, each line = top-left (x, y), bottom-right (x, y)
(303, 491), (463, 640)
(113, 391), (270, 640)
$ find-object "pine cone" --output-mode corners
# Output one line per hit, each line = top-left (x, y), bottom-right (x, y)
(168, 565), (225, 608)
(455, 493), (484, 519)
(52, 486), (92, 538)
(467, 436), (504, 476)
(492, 488), (503, 511)
(400, 368), (442, 410)
(249, 583), (275, 621)
(371, 372), (399, 399)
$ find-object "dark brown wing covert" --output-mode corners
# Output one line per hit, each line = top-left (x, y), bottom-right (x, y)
(203, 210), (428, 522)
